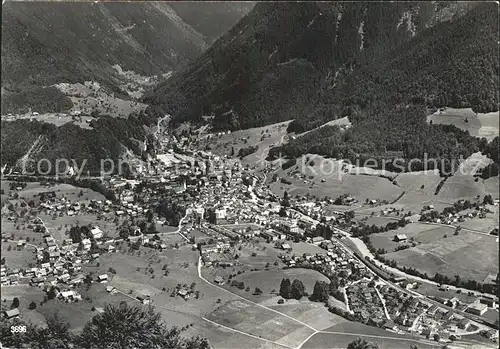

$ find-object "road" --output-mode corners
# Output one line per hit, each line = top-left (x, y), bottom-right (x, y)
(175, 211), (190, 242)
(36, 216), (62, 264)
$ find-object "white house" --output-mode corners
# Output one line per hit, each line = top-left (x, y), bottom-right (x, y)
(90, 227), (103, 240)
(98, 274), (108, 283)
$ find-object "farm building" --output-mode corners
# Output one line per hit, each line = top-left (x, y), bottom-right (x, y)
(214, 276), (225, 285)
(393, 234), (407, 242)
(178, 289), (189, 299)
(201, 244), (219, 255)
(97, 274), (108, 283)
(4, 308), (20, 319)
(281, 243), (292, 251)
(134, 291), (150, 304)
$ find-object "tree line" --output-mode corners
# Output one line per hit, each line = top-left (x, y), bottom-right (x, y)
(0, 302), (210, 349)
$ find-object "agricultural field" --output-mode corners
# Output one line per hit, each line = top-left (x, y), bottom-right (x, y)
(369, 223), (455, 253)
(204, 299), (316, 348)
(295, 116), (352, 138)
(354, 216), (397, 227)
(426, 108), (499, 141)
(0, 281), (133, 332)
(457, 152), (494, 176)
(1, 240), (37, 269)
(457, 206), (499, 233)
(323, 204), (359, 214)
(436, 175), (487, 202)
(37, 284), (133, 332)
(353, 203), (422, 218)
(39, 212), (121, 243)
(483, 177), (499, 198)
(86, 242), (239, 322)
(186, 318), (288, 349)
(266, 302), (347, 330)
(380, 225), (498, 282)
(2, 218), (40, 244)
(288, 241), (328, 256)
(1, 113), (96, 129)
(414, 281), (482, 304)
(228, 240), (283, 270)
(1, 285), (48, 327)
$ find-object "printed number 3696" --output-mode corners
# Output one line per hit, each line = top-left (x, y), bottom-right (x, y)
(10, 325), (27, 333)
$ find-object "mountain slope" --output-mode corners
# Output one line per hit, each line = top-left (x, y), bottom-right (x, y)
(168, 2), (256, 44)
(1, 113), (154, 175)
(2, 2), (254, 93)
(270, 3), (498, 172)
(1, 1), (207, 91)
(145, 1), (484, 130)
(1, 2), (253, 172)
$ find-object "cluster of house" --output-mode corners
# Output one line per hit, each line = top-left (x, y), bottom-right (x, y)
(376, 283), (499, 340)
(1, 205), (122, 318)
(376, 284), (430, 329)
(40, 195), (113, 216)
(420, 204), (492, 225)
(415, 302), (498, 340)
(279, 241), (369, 281)
(346, 280), (386, 326)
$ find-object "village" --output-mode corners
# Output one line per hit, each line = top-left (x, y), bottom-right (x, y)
(1, 122), (498, 347)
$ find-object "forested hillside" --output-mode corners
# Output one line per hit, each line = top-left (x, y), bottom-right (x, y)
(292, 1), (498, 132)
(270, 3), (498, 171)
(146, 1), (484, 130)
(1, 111), (156, 175)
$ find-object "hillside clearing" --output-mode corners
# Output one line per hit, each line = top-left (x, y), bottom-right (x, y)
(426, 108), (499, 141)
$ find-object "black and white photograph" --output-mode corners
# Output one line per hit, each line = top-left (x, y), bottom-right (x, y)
(0, 1), (498, 348)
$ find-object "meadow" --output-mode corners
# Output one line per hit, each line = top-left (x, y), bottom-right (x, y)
(270, 156), (404, 203)
(205, 299), (316, 348)
(426, 108), (499, 141)
(379, 226), (498, 282)
(195, 120), (292, 165)
(304, 327), (441, 349)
